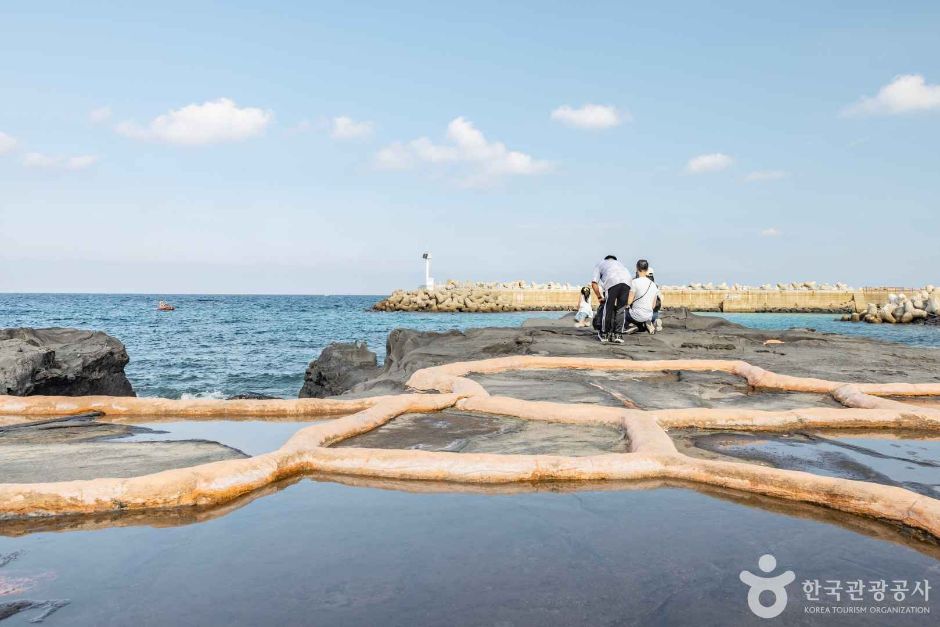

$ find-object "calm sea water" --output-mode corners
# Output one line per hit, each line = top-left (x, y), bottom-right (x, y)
(699, 312), (940, 349)
(2, 481), (935, 625)
(1, 294), (936, 399)
(0, 294), (560, 398)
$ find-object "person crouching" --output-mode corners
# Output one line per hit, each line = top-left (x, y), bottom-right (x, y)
(623, 259), (661, 335)
(574, 286), (594, 327)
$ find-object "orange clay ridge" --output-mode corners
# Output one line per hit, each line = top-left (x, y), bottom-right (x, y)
(2, 357), (940, 538)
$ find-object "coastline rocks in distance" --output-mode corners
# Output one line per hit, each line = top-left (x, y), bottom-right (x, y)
(662, 280), (852, 291)
(299, 341), (380, 398)
(374, 287), (533, 313)
(839, 287), (940, 326)
(0, 327), (135, 396)
(372, 279), (865, 314)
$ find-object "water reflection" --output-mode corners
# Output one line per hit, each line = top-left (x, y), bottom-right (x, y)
(0, 477), (936, 625)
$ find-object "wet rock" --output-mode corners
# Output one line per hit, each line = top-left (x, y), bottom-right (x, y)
(0, 599), (70, 623)
(0, 328), (134, 397)
(0, 415), (246, 482)
(299, 341), (380, 398)
(468, 369), (841, 411)
(336, 409), (627, 456)
(679, 430), (940, 498)
(226, 392), (279, 400)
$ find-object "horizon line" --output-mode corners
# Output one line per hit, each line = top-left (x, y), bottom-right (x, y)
(0, 291), (390, 297)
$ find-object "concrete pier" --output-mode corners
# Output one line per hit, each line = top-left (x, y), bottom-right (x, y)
(374, 287), (920, 313)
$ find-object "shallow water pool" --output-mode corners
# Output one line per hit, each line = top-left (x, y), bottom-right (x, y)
(1, 479), (936, 625)
(121, 419), (321, 456)
(678, 430), (940, 498)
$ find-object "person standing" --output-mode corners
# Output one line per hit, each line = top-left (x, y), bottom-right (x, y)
(591, 255), (632, 343)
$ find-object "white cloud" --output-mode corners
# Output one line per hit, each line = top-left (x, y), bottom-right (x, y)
(89, 106), (112, 124)
(842, 74), (940, 116)
(686, 152), (733, 174)
(550, 104), (627, 129)
(745, 170), (789, 182)
(66, 155), (100, 170)
(760, 227), (781, 237)
(116, 98), (273, 145)
(375, 117), (551, 185)
(374, 142), (412, 170)
(330, 116), (373, 139)
(23, 152), (99, 170)
(23, 152), (58, 168)
(0, 132), (16, 155)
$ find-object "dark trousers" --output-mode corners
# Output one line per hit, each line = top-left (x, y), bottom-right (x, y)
(600, 283), (630, 334)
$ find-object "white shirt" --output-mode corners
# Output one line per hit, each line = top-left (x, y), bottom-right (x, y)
(592, 259), (632, 294)
(629, 276), (660, 322)
(577, 294), (593, 315)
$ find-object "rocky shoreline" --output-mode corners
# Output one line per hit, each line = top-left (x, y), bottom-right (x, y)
(302, 309), (940, 399)
(3, 312), (940, 543)
(0, 328), (135, 397)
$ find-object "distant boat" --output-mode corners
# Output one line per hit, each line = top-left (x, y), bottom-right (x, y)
(157, 301), (176, 311)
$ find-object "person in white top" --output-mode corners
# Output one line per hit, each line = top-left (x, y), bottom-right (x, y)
(624, 259), (661, 335)
(591, 255), (633, 343)
(573, 286), (594, 327)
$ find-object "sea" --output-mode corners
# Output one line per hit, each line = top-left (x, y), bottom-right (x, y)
(1, 293), (937, 399)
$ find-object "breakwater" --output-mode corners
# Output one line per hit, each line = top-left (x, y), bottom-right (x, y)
(372, 281), (928, 313)
(839, 287), (940, 325)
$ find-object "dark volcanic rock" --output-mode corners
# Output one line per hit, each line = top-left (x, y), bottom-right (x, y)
(311, 310), (940, 399)
(335, 408), (627, 456)
(0, 328), (135, 397)
(226, 392), (280, 400)
(299, 341), (380, 398)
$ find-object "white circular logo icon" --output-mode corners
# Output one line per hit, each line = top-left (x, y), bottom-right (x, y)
(739, 554), (796, 619)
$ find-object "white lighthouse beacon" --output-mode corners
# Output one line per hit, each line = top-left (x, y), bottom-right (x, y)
(422, 252), (434, 290)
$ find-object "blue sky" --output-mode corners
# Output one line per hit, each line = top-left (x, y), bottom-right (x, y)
(1, 1), (938, 293)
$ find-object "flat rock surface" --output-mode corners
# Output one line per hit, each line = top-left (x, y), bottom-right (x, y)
(329, 310), (940, 400)
(0, 414), (246, 483)
(673, 429), (940, 498)
(335, 409), (627, 456)
(468, 368), (842, 410)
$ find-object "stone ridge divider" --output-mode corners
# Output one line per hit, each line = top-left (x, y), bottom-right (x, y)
(1, 357), (940, 540)
(0, 393), (460, 519)
(404, 356), (940, 397)
(0, 395), (387, 421)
